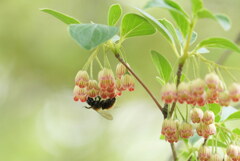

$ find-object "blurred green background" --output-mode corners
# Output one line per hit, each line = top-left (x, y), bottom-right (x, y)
(0, 0), (240, 161)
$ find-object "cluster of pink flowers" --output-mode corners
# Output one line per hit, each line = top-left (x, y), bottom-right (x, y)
(161, 73), (240, 107)
(73, 63), (134, 102)
(198, 145), (240, 161)
(161, 119), (193, 143)
(191, 108), (216, 139)
(198, 146), (222, 161)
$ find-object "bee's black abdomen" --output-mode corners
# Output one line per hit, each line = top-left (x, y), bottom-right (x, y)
(102, 98), (116, 110)
(86, 97), (116, 110)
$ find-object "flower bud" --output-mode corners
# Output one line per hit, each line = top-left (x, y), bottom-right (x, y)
(205, 73), (220, 90)
(165, 132), (179, 143)
(73, 86), (87, 102)
(75, 70), (89, 88)
(196, 92), (206, 107)
(198, 146), (211, 161)
(161, 119), (178, 137)
(227, 145), (240, 160)
(121, 74), (135, 91)
(116, 78), (125, 91)
(177, 82), (190, 104)
(191, 108), (203, 123)
(206, 89), (218, 104)
(87, 80), (100, 98)
(210, 154), (222, 161)
(178, 122), (193, 139)
(202, 111), (215, 125)
(218, 92), (231, 107)
(191, 79), (206, 96)
(229, 83), (240, 102)
(116, 63), (126, 79)
(98, 68), (115, 89)
(196, 123), (203, 137)
(202, 124), (216, 138)
(161, 83), (177, 104)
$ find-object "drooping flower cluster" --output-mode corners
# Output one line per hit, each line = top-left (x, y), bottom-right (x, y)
(161, 73), (240, 107)
(73, 63), (134, 102)
(161, 119), (193, 143)
(191, 108), (216, 138)
(198, 146), (223, 161)
(226, 145), (240, 161)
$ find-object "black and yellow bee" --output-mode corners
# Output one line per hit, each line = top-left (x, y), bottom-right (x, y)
(85, 96), (116, 120)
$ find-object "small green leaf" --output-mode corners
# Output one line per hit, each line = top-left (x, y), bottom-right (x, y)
(144, 0), (190, 37)
(68, 24), (118, 50)
(196, 37), (240, 53)
(197, 9), (231, 31)
(208, 103), (221, 116)
(190, 31), (197, 45)
(196, 48), (209, 54)
(156, 76), (165, 86)
(158, 19), (178, 44)
(191, 0), (203, 15)
(121, 13), (156, 38)
(137, 8), (174, 44)
(40, 8), (80, 24)
(232, 128), (240, 136)
(207, 139), (227, 148)
(151, 50), (172, 82)
(160, 135), (165, 140)
(225, 111), (240, 121)
(108, 4), (122, 26)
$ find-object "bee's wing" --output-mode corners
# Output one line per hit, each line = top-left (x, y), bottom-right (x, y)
(94, 109), (113, 120)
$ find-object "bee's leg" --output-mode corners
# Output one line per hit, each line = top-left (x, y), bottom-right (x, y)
(84, 106), (91, 109)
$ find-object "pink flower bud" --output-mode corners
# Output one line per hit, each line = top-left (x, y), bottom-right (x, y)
(161, 83), (177, 104)
(210, 154), (222, 161)
(196, 123), (203, 136)
(178, 122), (193, 139)
(98, 68), (115, 89)
(73, 86), (87, 102)
(177, 82), (190, 104)
(161, 119), (178, 137)
(218, 92), (231, 107)
(206, 89), (218, 104)
(116, 63), (126, 79)
(75, 70), (89, 88)
(196, 92), (206, 107)
(229, 83), (240, 102)
(191, 108), (203, 123)
(205, 73), (220, 90)
(190, 79), (206, 96)
(121, 74), (135, 91)
(198, 146), (211, 161)
(202, 124), (216, 138)
(202, 111), (215, 125)
(116, 78), (125, 91)
(87, 80), (100, 98)
(227, 145), (240, 160)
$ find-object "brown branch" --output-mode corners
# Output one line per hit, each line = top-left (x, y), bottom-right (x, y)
(170, 143), (178, 161)
(115, 53), (163, 112)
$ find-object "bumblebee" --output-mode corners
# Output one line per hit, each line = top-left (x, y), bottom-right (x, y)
(85, 96), (116, 120)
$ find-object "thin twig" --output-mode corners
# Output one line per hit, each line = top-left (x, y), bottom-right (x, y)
(115, 53), (163, 112)
(170, 143), (178, 161)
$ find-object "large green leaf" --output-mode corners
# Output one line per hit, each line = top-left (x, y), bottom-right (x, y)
(232, 128), (240, 136)
(68, 24), (118, 50)
(196, 37), (240, 53)
(208, 103), (221, 116)
(151, 50), (172, 82)
(40, 8), (80, 24)
(120, 13), (156, 38)
(137, 8), (174, 44)
(108, 4), (122, 26)
(197, 9), (231, 31)
(158, 19), (178, 44)
(225, 111), (240, 121)
(191, 0), (203, 15)
(144, 0), (190, 37)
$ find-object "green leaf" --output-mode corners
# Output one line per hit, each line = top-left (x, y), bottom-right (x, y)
(151, 50), (172, 82)
(197, 9), (231, 31)
(232, 128), (240, 136)
(68, 24), (118, 50)
(225, 111), (240, 121)
(136, 8), (174, 44)
(207, 139), (227, 148)
(156, 76), (165, 86)
(208, 103), (221, 116)
(120, 13), (156, 38)
(108, 4), (122, 26)
(160, 135), (165, 140)
(221, 106), (238, 121)
(191, 0), (203, 15)
(40, 8), (80, 25)
(144, 0), (190, 37)
(158, 19), (178, 44)
(196, 37), (240, 53)
(190, 31), (197, 45)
